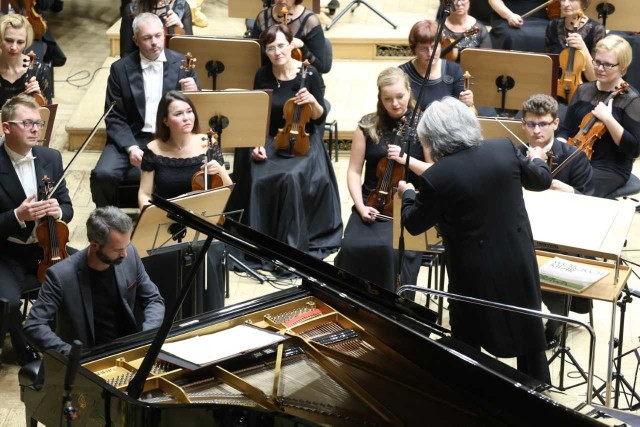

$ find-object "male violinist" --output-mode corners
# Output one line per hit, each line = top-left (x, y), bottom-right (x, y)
(519, 93), (593, 349)
(90, 12), (200, 208)
(0, 94), (72, 365)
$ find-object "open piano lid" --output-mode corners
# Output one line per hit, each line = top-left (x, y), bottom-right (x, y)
(21, 196), (609, 426)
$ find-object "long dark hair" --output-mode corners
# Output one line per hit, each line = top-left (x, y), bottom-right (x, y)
(154, 91), (200, 142)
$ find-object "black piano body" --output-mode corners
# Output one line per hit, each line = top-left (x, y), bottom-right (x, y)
(20, 198), (606, 426)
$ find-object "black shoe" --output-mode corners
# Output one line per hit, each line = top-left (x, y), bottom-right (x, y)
(16, 345), (40, 366)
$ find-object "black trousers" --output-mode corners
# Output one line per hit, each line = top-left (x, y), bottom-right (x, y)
(591, 167), (627, 199)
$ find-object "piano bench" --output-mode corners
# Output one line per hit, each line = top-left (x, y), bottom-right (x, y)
(18, 359), (42, 391)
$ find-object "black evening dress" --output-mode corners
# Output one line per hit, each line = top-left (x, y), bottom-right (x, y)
(442, 20), (492, 54)
(234, 64), (342, 272)
(140, 147), (226, 313)
(0, 60), (52, 107)
(490, 0), (549, 53)
(334, 112), (422, 293)
(558, 82), (640, 198)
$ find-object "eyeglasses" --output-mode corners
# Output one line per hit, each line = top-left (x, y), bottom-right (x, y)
(453, 0), (468, 4)
(592, 59), (619, 70)
(265, 43), (290, 54)
(522, 120), (554, 129)
(8, 119), (46, 129)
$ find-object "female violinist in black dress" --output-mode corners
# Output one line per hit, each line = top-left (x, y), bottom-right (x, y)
(489, 0), (549, 53)
(138, 91), (231, 311)
(120, 0), (193, 57)
(0, 14), (52, 107)
(558, 35), (640, 198)
(334, 67), (430, 293)
(442, 0), (492, 55)
(239, 24), (341, 273)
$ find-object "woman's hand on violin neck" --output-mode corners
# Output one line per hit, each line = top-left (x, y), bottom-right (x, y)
(24, 76), (41, 95)
(591, 99), (614, 123)
(357, 205), (379, 224)
(163, 10), (182, 28)
(203, 159), (222, 175)
(459, 89), (474, 107)
(387, 144), (406, 165)
(566, 32), (587, 52)
(252, 146), (267, 161)
(294, 87), (316, 105)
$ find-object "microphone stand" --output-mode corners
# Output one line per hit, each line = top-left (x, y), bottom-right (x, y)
(395, 1), (452, 289)
(60, 340), (82, 426)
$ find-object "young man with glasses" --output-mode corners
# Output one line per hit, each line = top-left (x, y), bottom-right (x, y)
(520, 93), (593, 349)
(0, 94), (72, 365)
(557, 35), (640, 198)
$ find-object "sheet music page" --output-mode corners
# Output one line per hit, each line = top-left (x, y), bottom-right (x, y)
(539, 257), (609, 292)
(161, 324), (286, 367)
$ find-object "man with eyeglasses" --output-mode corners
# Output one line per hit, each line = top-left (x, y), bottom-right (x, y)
(90, 12), (200, 208)
(520, 93), (593, 349)
(24, 206), (165, 356)
(0, 94), (73, 365)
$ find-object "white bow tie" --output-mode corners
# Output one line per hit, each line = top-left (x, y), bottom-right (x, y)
(14, 155), (36, 165)
(141, 58), (163, 71)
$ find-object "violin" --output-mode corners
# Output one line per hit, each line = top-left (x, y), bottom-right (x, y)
(191, 130), (224, 191)
(161, 0), (185, 36)
(551, 82), (630, 177)
(440, 26), (480, 62)
(21, 51), (46, 106)
(36, 176), (69, 283)
(463, 70), (478, 116)
(274, 61), (311, 157)
(366, 118), (407, 218)
(9, 0), (46, 40)
(521, 0), (560, 20)
(557, 11), (587, 104)
(281, 6), (303, 62)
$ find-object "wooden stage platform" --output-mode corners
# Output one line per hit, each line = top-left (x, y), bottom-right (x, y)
(65, 0), (437, 150)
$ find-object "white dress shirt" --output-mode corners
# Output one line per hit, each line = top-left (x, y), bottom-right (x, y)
(140, 50), (167, 133)
(5, 143), (38, 243)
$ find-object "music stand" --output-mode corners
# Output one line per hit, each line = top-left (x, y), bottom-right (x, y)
(586, 1), (640, 31)
(460, 49), (553, 114)
(326, 1), (397, 31)
(169, 36), (261, 91)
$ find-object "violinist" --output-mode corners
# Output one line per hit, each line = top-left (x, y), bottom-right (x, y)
(137, 90), (231, 210)
(557, 35), (640, 198)
(250, 0), (330, 73)
(234, 24), (341, 275)
(399, 20), (474, 112)
(545, 0), (604, 83)
(334, 67), (430, 293)
(0, 95), (72, 365)
(0, 14), (52, 108)
(120, 0), (193, 57)
(398, 96), (552, 384)
(489, 0), (550, 53)
(442, 0), (492, 57)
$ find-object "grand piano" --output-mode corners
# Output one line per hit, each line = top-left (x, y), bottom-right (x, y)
(20, 197), (610, 426)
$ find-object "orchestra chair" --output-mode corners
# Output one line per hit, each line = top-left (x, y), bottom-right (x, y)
(606, 174), (640, 211)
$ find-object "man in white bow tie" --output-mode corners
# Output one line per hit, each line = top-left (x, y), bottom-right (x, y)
(0, 94), (73, 365)
(91, 12), (200, 208)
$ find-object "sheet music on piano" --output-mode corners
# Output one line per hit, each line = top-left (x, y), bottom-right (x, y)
(159, 324), (286, 370)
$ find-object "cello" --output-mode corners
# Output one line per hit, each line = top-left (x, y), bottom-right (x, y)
(557, 11), (587, 104)
(552, 82), (629, 177)
(21, 51), (46, 106)
(366, 118), (407, 218)
(274, 61), (311, 157)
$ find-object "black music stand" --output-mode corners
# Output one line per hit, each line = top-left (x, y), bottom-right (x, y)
(586, 1), (640, 32)
(326, 0), (397, 31)
(169, 36), (261, 91)
(132, 188), (232, 318)
(460, 48), (553, 115)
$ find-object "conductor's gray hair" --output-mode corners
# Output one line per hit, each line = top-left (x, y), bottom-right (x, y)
(416, 97), (482, 162)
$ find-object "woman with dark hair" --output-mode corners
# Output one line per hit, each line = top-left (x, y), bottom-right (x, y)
(558, 35), (640, 198)
(399, 20), (474, 112)
(137, 90), (231, 311)
(0, 14), (52, 107)
(545, 0), (604, 83)
(250, 0), (329, 73)
(334, 67), (429, 293)
(138, 90), (231, 208)
(399, 96), (552, 384)
(120, 0), (193, 57)
(489, 0), (549, 53)
(232, 24), (341, 275)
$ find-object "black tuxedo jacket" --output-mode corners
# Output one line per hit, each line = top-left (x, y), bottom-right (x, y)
(0, 144), (73, 245)
(104, 48), (200, 152)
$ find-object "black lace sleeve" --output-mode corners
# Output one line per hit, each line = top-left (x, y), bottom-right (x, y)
(140, 147), (157, 172)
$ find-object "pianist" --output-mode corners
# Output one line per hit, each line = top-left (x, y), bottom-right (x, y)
(398, 97), (552, 383)
(23, 206), (165, 356)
